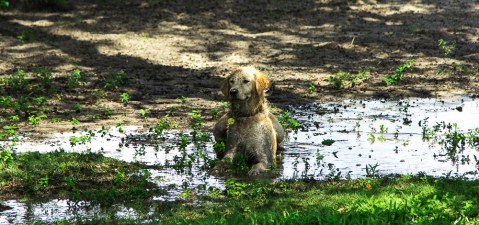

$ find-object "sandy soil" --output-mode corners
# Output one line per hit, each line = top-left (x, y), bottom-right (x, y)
(1, 0), (478, 136)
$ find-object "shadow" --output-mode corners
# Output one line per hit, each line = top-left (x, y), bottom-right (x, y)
(1, 0), (479, 120)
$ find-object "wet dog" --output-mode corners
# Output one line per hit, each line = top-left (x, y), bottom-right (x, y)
(213, 66), (284, 176)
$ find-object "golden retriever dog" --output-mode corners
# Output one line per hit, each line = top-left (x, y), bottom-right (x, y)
(213, 66), (285, 176)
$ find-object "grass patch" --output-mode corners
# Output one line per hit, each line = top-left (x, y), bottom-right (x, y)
(49, 175), (479, 224)
(0, 150), (164, 206)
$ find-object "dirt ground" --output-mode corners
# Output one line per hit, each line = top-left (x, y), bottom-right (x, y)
(1, 0), (478, 135)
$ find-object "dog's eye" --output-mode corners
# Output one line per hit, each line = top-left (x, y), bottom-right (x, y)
(243, 80), (249, 84)
(229, 80), (234, 84)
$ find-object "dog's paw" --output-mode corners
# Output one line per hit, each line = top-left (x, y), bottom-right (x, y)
(247, 163), (267, 176)
(210, 161), (226, 175)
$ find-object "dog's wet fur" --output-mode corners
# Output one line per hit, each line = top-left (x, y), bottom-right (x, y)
(213, 66), (285, 176)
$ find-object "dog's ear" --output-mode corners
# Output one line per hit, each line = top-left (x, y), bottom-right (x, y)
(255, 72), (270, 96)
(220, 76), (229, 97)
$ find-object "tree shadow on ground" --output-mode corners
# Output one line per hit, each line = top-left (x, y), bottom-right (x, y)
(1, 0), (479, 117)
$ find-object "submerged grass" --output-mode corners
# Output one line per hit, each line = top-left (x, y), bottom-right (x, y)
(50, 175), (479, 224)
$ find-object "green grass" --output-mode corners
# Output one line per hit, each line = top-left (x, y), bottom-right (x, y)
(383, 59), (416, 86)
(0, 150), (164, 206)
(50, 175), (479, 224)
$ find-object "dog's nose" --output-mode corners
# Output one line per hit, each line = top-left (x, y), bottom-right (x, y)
(229, 88), (238, 96)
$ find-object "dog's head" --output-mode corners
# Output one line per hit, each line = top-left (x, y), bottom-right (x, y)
(220, 66), (270, 102)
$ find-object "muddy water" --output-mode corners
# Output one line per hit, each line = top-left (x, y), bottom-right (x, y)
(2, 96), (479, 223)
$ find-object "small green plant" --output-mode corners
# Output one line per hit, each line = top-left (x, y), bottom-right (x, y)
(119, 92), (129, 104)
(0, 0), (9, 9)
(70, 117), (79, 126)
(383, 59), (415, 86)
(177, 96), (188, 104)
(368, 133), (376, 144)
(308, 83), (316, 94)
(321, 139), (335, 146)
(438, 38), (456, 56)
(0, 149), (13, 163)
(138, 109), (150, 120)
(365, 163), (380, 177)
(212, 141), (226, 158)
(379, 124), (388, 134)
(102, 107), (113, 118)
(316, 150), (324, 161)
(279, 111), (300, 130)
(28, 114), (47, 125)
(35, 175), (49, 191)
(328, 68), (369, 89)
(104, 68), (127, 90)
(112, 168), (126, 184)
(33, 67), (53, 90)
(66, 68), (84, 89)
(73, 103), (82, 113)
(17, 30), (34, 44)
(150, 115), (178, 138)
(210, 108), (220, 119)
(2, 70), (28, 91)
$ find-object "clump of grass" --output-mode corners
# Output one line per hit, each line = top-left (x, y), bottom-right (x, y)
(0, 150), (162, 207)
(438, 38), (456, 57)
(328, 68), (369, 89)
(321, 139), (335, 146)
(383, 59), (415, 86)
(67, 175), (479, 224)
(66, 68), (85, 89)
(17, 30), (34, 44)
(150, 115), (177, 139)
(308, 83), (316, 93)
(104, 68), (127, 90)
(278, 111), (300, 130)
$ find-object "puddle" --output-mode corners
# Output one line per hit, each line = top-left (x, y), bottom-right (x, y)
(2, 96), (479, 223)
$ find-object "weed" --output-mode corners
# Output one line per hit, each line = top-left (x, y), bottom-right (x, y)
(35, 176), (49, 191)
(66, 68), (85, 89)
(104, 68), (127, 90)
(438, 38), (456, 56)
(70, 117), (79, 126)
(212, 141), (226, 158)
(328, 68), (369, 89)
(211, 101), (229, 119)
(102, 107), (113, 118)
(17, 30), (34, 44)
(383, 59), (415, 86)
(177, 96), (188, 104)
(210, 108), (220, 119)
(32, 67), (53, 90)
(150, 115), (177, 139)
(73, 103), (82, 113)
(278, 111), (300, 130)
(365, 163), (380, 177)
(138, 109), (150, 120)
(28, 114), (46, 125)
(2, 70), (28, 91)
(321, 139), (335, 146)
(308, 83), (316, 94)
(119, 92), (129, 104)
(379, 124), (388, 134)
(0, 149), (13, 163)
(368, 133), (376, 144)
(316, 149), (324, 162)
(0, 0), (9, 9)
(189, 110), (206, 141)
